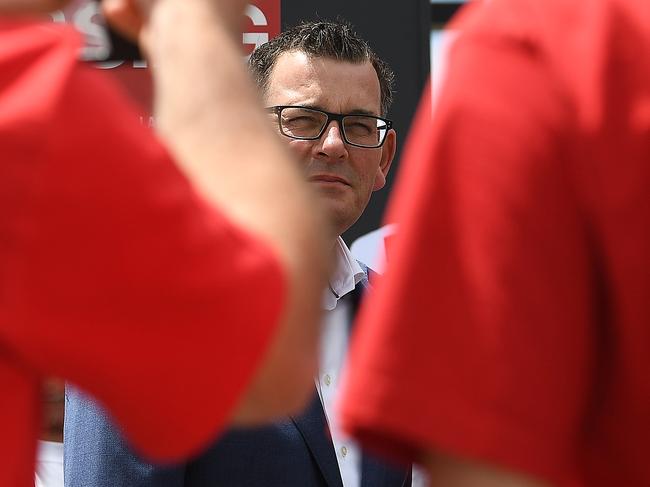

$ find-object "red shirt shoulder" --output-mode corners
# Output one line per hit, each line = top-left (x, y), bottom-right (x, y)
(0, 17), (286, 485)
(342, 1), (650, 486)
(0, 19), (83, 146)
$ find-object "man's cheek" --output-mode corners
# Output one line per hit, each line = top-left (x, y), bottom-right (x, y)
(287, 141), (312, 164)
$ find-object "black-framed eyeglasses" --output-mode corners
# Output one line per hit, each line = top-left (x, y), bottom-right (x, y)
(267, 105), (393, 149)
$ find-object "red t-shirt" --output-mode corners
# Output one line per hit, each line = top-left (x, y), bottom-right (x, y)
(0, 20), (285, 486)
(341, 0), (650, 486)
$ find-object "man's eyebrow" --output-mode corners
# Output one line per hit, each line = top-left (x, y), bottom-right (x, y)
(347, 109), (379, 116)
(303, 105), (379, 117)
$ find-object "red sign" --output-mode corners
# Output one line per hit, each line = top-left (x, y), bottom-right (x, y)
(52, 1), (281, 121)
(243, 1), (282, 58)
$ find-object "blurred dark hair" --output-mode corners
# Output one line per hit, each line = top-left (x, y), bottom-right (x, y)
(249, 20), (395, 117)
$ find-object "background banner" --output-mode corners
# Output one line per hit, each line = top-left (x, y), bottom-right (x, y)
(54, 1), (281, 119)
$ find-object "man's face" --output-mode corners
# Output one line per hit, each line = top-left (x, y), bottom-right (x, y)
(264, 51), (396, 237)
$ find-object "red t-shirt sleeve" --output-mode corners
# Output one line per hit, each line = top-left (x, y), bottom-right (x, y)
(341, 4), (596, 483)
(0, 23), (285, 461)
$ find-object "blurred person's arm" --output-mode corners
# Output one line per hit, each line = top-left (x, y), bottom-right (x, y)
(41, 379), (64, 442)
(423, 453), (551, 487)
(0, 0), (327, 466)
(105, 0), (329, 425)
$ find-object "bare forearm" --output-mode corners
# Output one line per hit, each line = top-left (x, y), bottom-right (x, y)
(142, 0), (328, 421)
(424, 452), (552, 487)
(146, 1), (326, 269)
(40, 379), (64, 442)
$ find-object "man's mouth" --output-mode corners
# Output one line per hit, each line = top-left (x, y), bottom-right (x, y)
(308, 174), (351, 186)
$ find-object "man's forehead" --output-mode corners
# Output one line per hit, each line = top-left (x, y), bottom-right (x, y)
(265, 50), (381, 114)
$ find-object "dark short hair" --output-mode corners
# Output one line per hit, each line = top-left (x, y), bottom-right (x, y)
(249, 20), (395, 117)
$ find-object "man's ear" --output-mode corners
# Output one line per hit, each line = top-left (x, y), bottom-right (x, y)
(372, 128), (397, 191)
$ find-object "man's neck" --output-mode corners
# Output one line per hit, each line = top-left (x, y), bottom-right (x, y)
(328, 235), (348, 277)
(328, 236), (341, 254)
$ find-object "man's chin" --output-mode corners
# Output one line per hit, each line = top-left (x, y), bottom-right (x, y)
(319, 201), (358, 239)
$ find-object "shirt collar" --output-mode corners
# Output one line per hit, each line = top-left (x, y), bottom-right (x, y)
(322, 237), (365, 311)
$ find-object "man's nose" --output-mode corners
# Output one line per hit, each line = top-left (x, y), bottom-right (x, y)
(315, 121), (348, 161)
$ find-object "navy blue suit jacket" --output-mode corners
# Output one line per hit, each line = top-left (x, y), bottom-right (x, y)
(64, 268), (411, 487)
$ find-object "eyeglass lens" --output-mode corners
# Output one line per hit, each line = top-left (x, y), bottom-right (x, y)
(278, 107), (387, 147)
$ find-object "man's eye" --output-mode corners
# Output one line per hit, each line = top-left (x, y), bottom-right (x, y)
(285, 116), (318, 125)
(345, 120), (375, 136)
(282, 115), (323, 136)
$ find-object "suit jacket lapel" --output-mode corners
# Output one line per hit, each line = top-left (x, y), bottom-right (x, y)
(290, 392), (344, 487)
(361, 454), (412, 487)
(289, 264), (391, 487)
(288, 271), (367, 487)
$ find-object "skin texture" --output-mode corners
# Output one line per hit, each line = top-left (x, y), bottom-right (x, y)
(0, 0), (69, 14)
(423, 453), (551, 487)
(41, 379), (65, 442)
(264, 51), (396, 240)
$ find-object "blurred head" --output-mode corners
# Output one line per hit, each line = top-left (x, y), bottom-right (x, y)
(0, 0), (145, 44)
(250, 20), (397, 238)
(0, 0), (71, 14)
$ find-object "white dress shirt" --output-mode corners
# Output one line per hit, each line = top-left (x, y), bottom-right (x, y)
(317, 237), (365, 487)
(35, 441), (64, 487)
